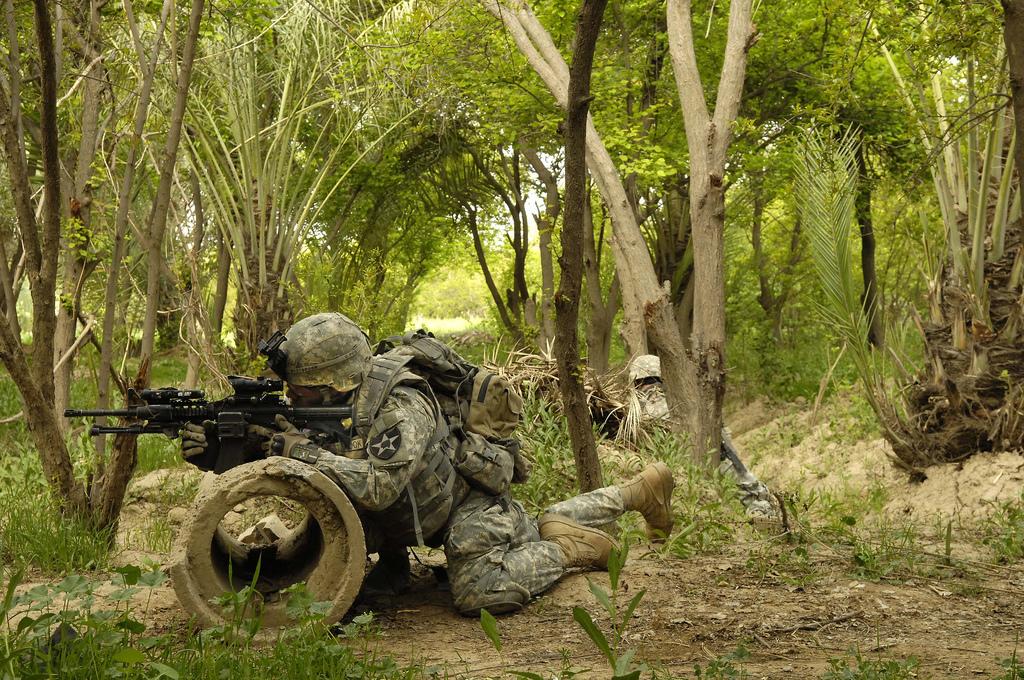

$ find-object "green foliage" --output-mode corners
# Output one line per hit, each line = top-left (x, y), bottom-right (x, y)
(996, 643), (1024, 680)
(821, 650), (920, 679)
(982, 494), (1024, 563)
(573, 545), (646, 680)
(479, 608), (502, 653)
(643, 429), (741, 559)
(0, 452), (111, 573)
(514, 395), (579, 513)
(693, 646), (750, 679)
(0, 567), (408, 680)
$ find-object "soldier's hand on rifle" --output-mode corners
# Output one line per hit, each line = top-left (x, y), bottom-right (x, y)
(245, 415), (314, 459)
(180, 421), (216, 461)
(268, 414), (314, 458)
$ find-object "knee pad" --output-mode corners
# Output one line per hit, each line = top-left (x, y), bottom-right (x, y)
(453, 581), (530, 617)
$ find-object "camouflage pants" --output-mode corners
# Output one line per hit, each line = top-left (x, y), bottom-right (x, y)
(444, 486), (624, 616)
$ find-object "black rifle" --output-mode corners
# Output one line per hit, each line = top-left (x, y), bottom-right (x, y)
(64, 375), (352, 474)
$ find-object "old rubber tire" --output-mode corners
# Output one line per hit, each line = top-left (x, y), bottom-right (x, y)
(169, 457), (365, 628)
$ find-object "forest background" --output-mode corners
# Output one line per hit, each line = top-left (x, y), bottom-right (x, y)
(0, 0), (1023, 676)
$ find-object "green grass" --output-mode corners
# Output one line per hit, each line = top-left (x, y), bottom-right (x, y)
(982, 493), (1024, 563)
(821, 650), (920, 679)
(0, 567), (422, 680)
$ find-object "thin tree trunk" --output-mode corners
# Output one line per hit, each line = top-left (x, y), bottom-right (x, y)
(0, 0), (88, 514)
(750, 169), (780, 341)
(54, 2), (105, 423)
(184, 166), (206, 389)
(0, 235), (19, 337)
(1004, 0), (1024, 178)
(855, 140), (884, 348)
(667, 0), (754, 464)
(583, 197), (618, 374)
(96, 0), (172, 457)
(212, 230), (231, 337)
(557, 0), (607, 493)
(521, 145), (560, 350)
(468, 206), (522, 341)
(481, 0), (655, 359)
(481, 1), (696, 435)
(139, 0), (204, 361)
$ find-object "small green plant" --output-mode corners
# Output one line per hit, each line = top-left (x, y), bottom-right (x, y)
(821, 649), (920, 679)
(1, 564), (411, 679)
(982, 495), (1024, 563)
(693, 646), (750, 679)
(994, 636), (1023, 680)
(573, 544), (646, 680)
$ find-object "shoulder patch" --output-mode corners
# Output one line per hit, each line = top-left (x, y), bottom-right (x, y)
(367, 424), (402, 460)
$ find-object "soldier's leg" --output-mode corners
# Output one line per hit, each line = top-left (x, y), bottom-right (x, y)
(544, 487), (623, 527)
(720, 428), (782, 527)
(445, 494), (564, 616)
(544, 463), (675, 541)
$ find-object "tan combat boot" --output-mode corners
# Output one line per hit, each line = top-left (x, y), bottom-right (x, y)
(539, 514), (618, 569)
(618, 462), (675, 542)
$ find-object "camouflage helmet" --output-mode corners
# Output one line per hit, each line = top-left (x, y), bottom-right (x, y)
(280, 312), (371, 391)
(628, 354), (662, 383)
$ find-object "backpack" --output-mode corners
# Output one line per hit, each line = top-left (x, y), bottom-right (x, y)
(370, 330), (530, 493)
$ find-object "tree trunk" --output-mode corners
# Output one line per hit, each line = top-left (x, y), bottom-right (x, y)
(1004, 0), (1024, 178)
(855, 140), (884, 348)
(481, 1), (697, 438)
(96, 0), (172, 454)
(139, 0), (204, 362)
(53, 0), (106, 422)
(467, 205), (523, 342)
(0, 0), (88, 514)
(557, 0), (607, 493)
(583, 198), (618, 374)
(212, 230), (231, 338)
(481, 0), (655, 360)
(666, 0), (754, 463)
(521, 145), (560, 351)
(184, 166), (206, 389)
(750, 169), (782, 342)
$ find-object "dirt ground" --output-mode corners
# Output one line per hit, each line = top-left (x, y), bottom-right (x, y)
(16, 401), (1024, 678)
(86, 538), (1024, 679)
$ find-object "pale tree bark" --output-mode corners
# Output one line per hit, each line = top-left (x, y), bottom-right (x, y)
(1004, 0), (1024, 178)
(184, 165), (206, 389)
(557, 0), (606, 493)
(481, 0), (698, 446)
(666, 0), (755, 462)
(521, 145), (559, 351)
(482, 0), (654, 358)
(139, 0), (204, 362)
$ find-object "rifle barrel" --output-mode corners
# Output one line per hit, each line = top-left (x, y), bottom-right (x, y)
(64, 409), (135, 417)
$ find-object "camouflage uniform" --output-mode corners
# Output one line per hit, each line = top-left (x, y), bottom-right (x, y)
(299, 383), (630, 615)
(445, 486), (626, 614)
(627, 354), (781, 523)
(263, 313), (638, 615)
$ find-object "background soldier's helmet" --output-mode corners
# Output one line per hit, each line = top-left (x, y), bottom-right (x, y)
(280, 312), (371, 391)
(628, 354), (662, 383)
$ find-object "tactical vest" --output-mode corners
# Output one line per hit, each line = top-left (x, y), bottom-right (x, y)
(352, 354), (466, 547)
